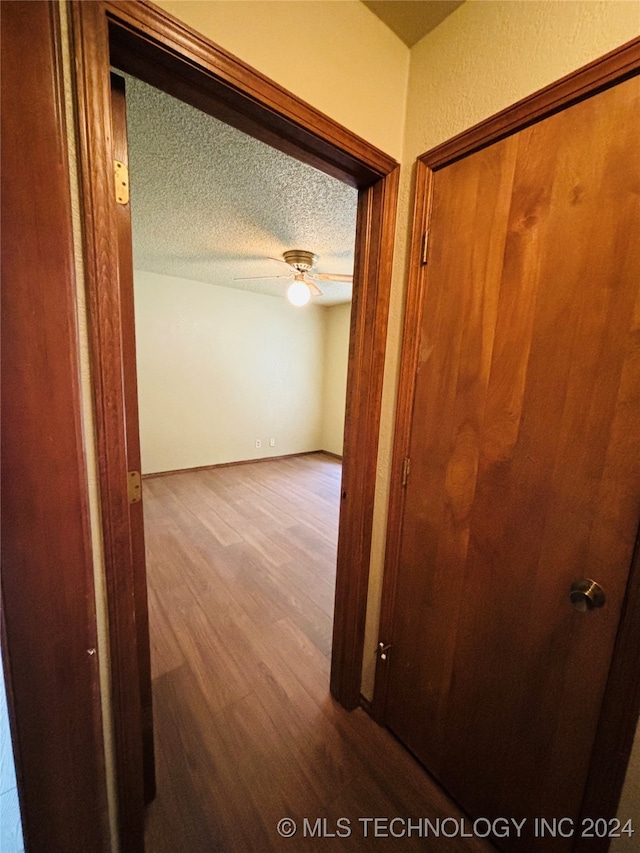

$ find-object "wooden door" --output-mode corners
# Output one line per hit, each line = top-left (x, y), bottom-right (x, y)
(379, 73), (640, 851)
(111, 73), (156, 805)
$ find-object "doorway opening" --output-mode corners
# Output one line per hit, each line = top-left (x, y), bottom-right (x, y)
(72, 2), (399, 847)
(118, 69), (359, 844)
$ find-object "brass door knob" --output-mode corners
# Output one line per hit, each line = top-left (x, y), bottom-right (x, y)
(569, 579), (605, 612)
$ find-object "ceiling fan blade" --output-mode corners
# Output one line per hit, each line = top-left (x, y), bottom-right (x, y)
(305, 278), (323, 297)
(312, 273), (353, 283)
(233, 274), (291, 281)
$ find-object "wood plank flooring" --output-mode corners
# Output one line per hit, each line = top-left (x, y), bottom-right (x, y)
(143, 453), (493, 852)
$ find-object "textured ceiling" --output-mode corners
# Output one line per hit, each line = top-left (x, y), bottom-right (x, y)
(362, 0), (465, 47)
(124, 75), (358, 306)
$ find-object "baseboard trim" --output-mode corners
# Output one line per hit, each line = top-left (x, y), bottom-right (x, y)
(142, 449), (342, 479)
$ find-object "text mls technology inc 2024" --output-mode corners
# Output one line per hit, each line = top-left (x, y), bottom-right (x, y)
(276, 816), (635, 841)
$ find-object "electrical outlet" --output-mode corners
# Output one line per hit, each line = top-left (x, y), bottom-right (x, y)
(255, 439), (261, 449)
(269, 438), (275, 447)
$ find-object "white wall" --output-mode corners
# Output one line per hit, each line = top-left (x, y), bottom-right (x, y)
(156, 0), (409, 160)
(134, 270), (350, 473)
(321, 303), (351, 456)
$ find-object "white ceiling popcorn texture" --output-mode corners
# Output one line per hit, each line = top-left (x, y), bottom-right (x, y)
(124, 74), (358, 306)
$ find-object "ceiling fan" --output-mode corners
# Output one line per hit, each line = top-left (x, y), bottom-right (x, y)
(235, 249), (352, 306)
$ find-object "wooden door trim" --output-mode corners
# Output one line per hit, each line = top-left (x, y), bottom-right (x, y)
(423, 36), (640, 171)
(369, 156), (433, 724)
(1, 2), (109, 850)
(71, 1), (398, 846)
(110, 70), (156, 806)
(375, 37), (640, 844)
(104, 0), (395, 185)
(331, 166), (400, 705)
(71, 3), (146, 847)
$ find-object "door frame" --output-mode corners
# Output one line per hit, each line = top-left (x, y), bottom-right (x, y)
(374, 37), (640, 848)
(70, 0), (399, 848)
(1, 5), (110, 849)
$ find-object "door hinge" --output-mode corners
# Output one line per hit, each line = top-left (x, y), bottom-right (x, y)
(114, 159), (129, 205)
(377, 641), (392, 662)
(127, 470), (142, 504)
(401, 456), (411, 487)
(421, 230), (430, 265)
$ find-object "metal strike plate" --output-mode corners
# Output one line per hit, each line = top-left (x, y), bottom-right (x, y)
(127, 470), (142, 504)
(114, 159), (129, 205)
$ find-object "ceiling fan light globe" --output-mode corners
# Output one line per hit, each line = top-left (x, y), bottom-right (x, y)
(287, 280), (311, 307)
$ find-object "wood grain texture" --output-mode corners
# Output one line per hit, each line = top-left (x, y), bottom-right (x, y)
(372, 158), (433, 721)
(1, 2), (109, 850)
(331, 166), (400, 708)
(143, 455), (493, 853)
(380, 63), (640, 853)
(72, 3), (146, 847)
(577, 537), (640, 848)
(111, 71), (156, 806)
